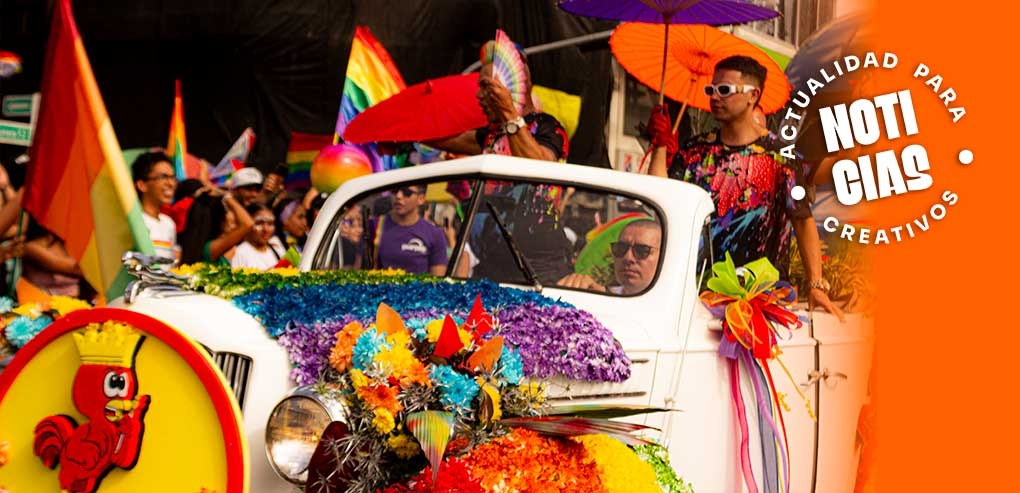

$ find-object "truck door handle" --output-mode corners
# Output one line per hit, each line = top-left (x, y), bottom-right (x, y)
(800, 368), (848, 389)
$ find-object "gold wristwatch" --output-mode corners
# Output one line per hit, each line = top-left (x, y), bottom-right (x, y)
(809, 278), (831, 293)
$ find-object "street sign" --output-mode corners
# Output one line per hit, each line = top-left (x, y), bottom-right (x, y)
(0, 119), (32, 146)
(2, 94), (35, 117)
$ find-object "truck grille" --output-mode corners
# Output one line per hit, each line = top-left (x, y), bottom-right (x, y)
(211, 351), (252, 412)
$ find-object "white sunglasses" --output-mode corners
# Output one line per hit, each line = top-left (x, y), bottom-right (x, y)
(703, 83), (758, 97)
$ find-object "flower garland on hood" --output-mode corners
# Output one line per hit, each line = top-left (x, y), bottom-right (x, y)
(175, 264), (631, 384)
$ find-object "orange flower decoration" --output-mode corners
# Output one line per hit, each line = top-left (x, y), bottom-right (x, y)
(329, 321), (365, 373)
(356, 383), (403, 415)
(465, 429), (605, 493)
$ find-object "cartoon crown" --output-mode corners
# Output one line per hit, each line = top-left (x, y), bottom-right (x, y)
(73, 322), (144, 366)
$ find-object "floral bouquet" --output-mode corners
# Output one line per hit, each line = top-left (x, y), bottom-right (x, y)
(305, 297), (681, 493)
(308, 297), (545, 493)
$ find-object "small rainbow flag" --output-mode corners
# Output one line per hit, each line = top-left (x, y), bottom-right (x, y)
(22, 0), (155, 301)
(286, 131), (333, 191)
(167, 79), (188, 180)
(334, 26), (407, 173)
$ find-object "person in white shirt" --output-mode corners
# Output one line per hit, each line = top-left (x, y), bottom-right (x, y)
(132, 151), (179, 261)
(231, 203), (286, 270)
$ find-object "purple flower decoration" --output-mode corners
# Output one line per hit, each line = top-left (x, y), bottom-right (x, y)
(239, 279), (630, 384)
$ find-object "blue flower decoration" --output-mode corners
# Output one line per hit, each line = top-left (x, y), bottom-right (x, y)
(5, 315), (54, 348)
(429, 364), (480, 411)
(495, 347), (524, 385)
(0, 296), (15, 313)
(352, 328), (390, 371)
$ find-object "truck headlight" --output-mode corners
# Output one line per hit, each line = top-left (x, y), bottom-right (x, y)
(264, 386), (345, 485)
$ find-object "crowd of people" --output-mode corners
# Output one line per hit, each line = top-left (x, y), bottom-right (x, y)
(0, 39), (844, 319)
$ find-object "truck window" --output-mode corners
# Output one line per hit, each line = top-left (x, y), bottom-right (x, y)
(318, 177), (664, 296)
(467, 180), (664, 296)
(316, 180), (476, 276)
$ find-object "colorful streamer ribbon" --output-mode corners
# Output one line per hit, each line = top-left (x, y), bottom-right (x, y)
(701, 253), (809, 493)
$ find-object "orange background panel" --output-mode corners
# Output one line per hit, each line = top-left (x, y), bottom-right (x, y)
(871, 2), (1019, 491)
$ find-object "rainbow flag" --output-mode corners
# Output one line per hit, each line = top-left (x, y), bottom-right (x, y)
(22, 0), (155, 301)
(167, 78), (188, 180)
(210, 127), (255, 186)
(335, 26), (407, 173)
(286, 131), (333, 191)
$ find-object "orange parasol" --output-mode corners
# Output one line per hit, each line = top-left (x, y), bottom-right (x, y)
(610, 22), (790, 122)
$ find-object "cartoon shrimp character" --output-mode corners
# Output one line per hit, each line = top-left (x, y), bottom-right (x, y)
(33, 322), (151, 493)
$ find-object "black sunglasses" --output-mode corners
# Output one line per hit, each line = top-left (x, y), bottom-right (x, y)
(395, 187), (422, 197)
(610, 241), (655, 260)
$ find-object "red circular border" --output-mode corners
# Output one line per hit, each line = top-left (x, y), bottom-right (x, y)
(0, 308), (247, 493)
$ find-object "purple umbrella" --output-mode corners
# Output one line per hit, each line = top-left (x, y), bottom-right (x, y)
(560, 0), (779, 102)
(560, 0), (781, 25)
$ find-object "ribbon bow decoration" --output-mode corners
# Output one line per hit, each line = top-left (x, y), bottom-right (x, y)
(700, 252), (802, 360)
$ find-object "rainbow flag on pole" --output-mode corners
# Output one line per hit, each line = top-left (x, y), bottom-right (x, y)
(334, 26), (407, 172)
(167, 78), (188, 180)
(22, 0), (155, 301)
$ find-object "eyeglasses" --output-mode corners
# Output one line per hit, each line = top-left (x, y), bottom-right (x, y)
(146, 173), (177, 183)
(395, 187), (422, 197)
(610, 241), (656, 260)
(703, 83), (758, 98)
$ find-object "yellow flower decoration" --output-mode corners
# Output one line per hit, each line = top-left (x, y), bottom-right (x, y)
(520, 382), (546, 405)
(575, 434), (661, 493)
(386, 330), (410, 348)
(375, 345), (430, 387)
(386, 433), (420, 459)
(171, 263), (201, 277)
(12, 302), (43, 318)
(425, 319), (445, 343)
(372, 408), (396, 434)
(349, 369), (369, 388)
(268, 267), (300, 277)
(48, 296), (90, 317)
(424, 317), (473, 347)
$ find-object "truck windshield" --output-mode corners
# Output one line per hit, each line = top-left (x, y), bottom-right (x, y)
(321, 177), (664, 296)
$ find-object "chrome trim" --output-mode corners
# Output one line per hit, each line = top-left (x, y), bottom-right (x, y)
(121, 251), (190, 303)
(211, 351), (253, 412)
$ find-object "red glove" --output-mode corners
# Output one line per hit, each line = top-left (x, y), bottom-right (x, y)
(646, 104), (678, 162)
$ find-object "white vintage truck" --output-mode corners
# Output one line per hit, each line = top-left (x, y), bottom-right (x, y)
(105, 154), (871, 492)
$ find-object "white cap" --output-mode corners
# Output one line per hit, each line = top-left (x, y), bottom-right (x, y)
(229, 167), (264, 189)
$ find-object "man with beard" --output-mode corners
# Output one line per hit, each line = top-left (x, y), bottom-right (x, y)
(132, 151), (179, 262)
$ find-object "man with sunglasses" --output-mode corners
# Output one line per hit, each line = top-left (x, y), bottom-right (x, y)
(373, 185), (448, 275)
(648, 56), (844, 321)
(556, 219), (661, 295)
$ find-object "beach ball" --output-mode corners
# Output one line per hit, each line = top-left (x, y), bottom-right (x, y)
(310, 144), (373, 193)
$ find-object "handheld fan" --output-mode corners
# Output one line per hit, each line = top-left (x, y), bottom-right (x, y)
(488, 29), (528, 113)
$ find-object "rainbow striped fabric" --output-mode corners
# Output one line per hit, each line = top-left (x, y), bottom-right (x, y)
(22, 0), (155, 301)
(285, 131), (333, 191)
(334, 26), (407, 173)
(167, 79), (188, 180)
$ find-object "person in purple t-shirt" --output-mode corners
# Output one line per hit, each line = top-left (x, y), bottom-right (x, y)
(373, 185), (448, 275)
